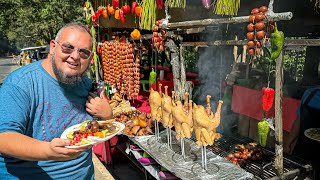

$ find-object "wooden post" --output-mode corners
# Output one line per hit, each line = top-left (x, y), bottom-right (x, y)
(180, 45), (187, 100)
(274, 51), (284, 177)
(166, 38), (182, 101)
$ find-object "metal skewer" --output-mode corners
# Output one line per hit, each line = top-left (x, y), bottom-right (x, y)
(181, 138), (185, 159)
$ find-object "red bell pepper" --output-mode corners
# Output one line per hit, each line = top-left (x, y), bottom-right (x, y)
(119, 9), (125, 23)
(112, 0), (119, 9)
(156, 0), (164, 10)
(262, 87), (275, 112)
(121, 4), (130, 14)
(131, 1), (138, 14)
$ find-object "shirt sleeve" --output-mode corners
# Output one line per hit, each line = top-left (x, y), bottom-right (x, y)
(0, 82), (31, 134)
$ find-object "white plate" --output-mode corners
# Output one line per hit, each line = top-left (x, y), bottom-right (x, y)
(60, 121), (125, 149)
(304, 128), (320, 142)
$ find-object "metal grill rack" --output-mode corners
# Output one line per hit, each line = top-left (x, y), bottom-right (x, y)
(208, 135), (312, 179)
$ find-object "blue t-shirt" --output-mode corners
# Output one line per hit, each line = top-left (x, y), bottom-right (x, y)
(0, 61), (94, 180)
(297, 87), (320, 117)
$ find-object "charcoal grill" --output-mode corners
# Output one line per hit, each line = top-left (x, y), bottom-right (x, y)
(208, 134), (312, 179)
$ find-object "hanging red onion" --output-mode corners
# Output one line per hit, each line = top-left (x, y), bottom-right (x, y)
(202, 0), (212, 9)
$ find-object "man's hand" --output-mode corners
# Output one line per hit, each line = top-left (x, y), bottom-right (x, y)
(45, 138), (92, 161)
(86, 92), (113, 120)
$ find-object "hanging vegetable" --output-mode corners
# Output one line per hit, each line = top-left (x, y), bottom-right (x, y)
(112, 0), (119, 9)
(139, 0), (156, 30)
(214, 0), (240, 16)
(270, 25), (284, 60)
(119, 9), (125, 23)
(135, 6), (142, 17)
(202, 0), (212, 9)
(149, 69), (157, 85)
(121, 4), (131, 14)
(131, 29), (141, 40)
(115, 9), (120, 20)
(102, 8), (108, 18)
(131, 1), (138, 14)
(108, 5), (115, 15)
(262, 87), (274, 112)
(156, 0), (164, 9)
(167, 0), (186, 8)
(258, 119), (269, 147)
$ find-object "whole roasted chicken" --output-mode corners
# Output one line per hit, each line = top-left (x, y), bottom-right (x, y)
(161, 86), (173, 128)
(193, 95), (223, 146)
(172, 92), (193, 140)
(149, 84), (163, 121)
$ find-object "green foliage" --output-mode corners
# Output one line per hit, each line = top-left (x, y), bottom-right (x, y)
(184, 47), (198, 73)
(0, 0), (84, 49)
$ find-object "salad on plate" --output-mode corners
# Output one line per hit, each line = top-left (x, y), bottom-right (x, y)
(61, 119), (124, 148)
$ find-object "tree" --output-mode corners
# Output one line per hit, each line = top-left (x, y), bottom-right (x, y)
(0, 0), (85, 49)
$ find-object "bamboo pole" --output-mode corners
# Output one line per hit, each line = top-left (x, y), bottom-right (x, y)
(168, 12), (293, 29)
(274, 51), (284, 177)
(180, 39), (320, 47)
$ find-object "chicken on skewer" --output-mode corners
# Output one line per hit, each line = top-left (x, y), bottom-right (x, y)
(172, 92), (193, 140)
(193, 95), (223, 146)
(149, 84), (163, 122)
(161, 86), (173, 128)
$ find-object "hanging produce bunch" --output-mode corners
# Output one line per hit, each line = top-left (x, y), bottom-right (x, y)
(139, 0), (157, 30)
(167, 0), (186, 9)
(100, 41), (140, 99)
(246, 6), (268, 57)
(152, 20), (168, 52)
(214, 0), (240, 16)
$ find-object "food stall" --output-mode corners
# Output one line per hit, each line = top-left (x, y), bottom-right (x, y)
(82, 0), (320, 179)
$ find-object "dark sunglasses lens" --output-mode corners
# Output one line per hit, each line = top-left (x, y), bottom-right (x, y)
(79, 49), (91, 59)
(61, 46), (74, 54)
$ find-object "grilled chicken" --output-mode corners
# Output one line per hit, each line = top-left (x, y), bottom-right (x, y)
(172, 92), (193, 140)
(149, 85), (162, 121)
(161, 86), (173, 128)
(193, 95), (223, 146)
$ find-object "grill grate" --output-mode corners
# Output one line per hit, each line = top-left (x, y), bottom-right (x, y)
(207, 135), (311, 179)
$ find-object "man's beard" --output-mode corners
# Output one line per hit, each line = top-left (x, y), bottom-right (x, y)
(51, 53), (83, 85)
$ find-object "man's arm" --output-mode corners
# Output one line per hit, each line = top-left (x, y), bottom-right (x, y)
(0, 132), (91, 161)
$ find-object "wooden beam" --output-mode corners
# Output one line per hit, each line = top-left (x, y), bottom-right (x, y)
(180, 39), (320, 47)
(274, 52), (284, 177)
(168, 12), (293, 29)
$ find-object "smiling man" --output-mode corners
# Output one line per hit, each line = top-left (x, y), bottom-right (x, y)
(0, 22), (112, 180)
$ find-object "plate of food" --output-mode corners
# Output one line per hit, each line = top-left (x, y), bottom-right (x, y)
(61, 119), (125, 148)
(304, 128), (320, 142)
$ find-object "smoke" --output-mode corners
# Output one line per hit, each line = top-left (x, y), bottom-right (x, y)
(193, 27), (238, 135)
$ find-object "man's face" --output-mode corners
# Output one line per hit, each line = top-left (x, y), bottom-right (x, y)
(50, 27), (92, 84)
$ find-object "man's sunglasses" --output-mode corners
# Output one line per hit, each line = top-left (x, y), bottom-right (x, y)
(55, 41), (92, 60)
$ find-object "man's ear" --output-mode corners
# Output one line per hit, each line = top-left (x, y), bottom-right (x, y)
(49, 40), (56, 55)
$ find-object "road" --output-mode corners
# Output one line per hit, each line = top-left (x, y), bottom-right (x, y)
(0, 57), (20, 84)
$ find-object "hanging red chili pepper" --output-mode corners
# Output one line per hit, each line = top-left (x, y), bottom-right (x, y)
(119, 9), (125, 23)
(262, 87), (275, 112)
(131, 1), (138, 14)
(112, 0), (119, 9)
